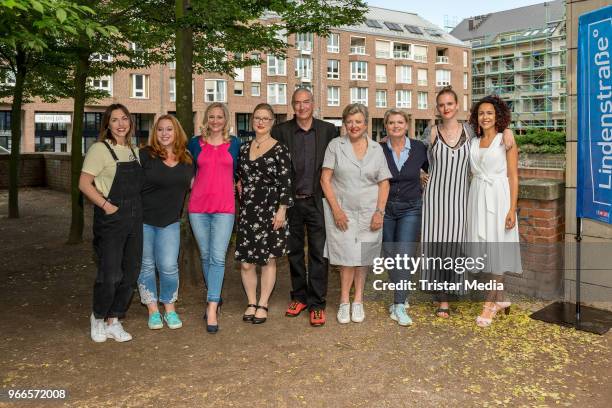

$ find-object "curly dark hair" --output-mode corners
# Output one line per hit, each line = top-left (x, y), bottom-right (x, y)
(468, 95), (511, 137)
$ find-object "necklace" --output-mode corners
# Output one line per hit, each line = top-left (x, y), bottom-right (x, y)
(254, 136), (271, 149)
(440, 124), (462, 145)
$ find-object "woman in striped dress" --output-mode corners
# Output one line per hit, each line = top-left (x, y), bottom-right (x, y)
(421, 87), (473, 317)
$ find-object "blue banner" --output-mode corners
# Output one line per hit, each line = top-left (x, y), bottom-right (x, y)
(577, 6), (612, 224)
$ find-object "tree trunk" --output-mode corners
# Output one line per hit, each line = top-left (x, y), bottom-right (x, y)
(8, 49), (27, 219)
(67, 43), (90, 244)
(175, 0), (199, 285)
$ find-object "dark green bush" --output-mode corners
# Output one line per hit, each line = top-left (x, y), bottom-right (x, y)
(515, 129), (565, 153)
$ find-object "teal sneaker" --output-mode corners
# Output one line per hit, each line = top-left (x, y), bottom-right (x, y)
(148, 311), (163, 330)
(390, 304), (413, 326)
(164, 311), (183, 329)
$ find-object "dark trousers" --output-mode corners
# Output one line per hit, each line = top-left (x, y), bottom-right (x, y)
(92, 201), (143, 319)
(287, 197), (328, 310)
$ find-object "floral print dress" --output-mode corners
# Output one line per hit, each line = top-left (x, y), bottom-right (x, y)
(235, 141), (293, 265)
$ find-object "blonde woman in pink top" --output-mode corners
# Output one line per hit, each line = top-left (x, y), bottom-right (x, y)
(187, 102), (241, 334)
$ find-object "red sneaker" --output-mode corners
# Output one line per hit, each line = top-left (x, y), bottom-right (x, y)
(310, 309), (326, 326)
(285, 301), (308, 317)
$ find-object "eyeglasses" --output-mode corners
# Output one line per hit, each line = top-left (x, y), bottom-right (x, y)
(253, 117), (273, 123)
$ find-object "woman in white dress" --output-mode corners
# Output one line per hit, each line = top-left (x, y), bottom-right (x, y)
(466, 95), (522, 327)
(320, 104), (391, 324)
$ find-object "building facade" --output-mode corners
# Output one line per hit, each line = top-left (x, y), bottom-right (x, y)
(0, 6), (470, 153)
(451, 0), (566, 131)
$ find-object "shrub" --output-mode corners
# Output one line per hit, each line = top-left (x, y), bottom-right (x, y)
(515, 129), (565, 153)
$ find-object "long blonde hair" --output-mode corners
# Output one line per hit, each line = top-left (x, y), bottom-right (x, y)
(147, 114), (192, 165)
(201, 102), (231, 141)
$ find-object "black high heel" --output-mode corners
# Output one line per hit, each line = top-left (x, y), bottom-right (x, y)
(203, 302), (221, 334)
(252, 305), (268, 324)
(243, 304), (257, 322)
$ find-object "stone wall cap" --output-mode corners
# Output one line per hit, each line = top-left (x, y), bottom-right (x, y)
(519, 178), (565, 200)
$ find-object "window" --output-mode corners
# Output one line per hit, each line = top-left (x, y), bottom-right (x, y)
(91, 53), (112, 62)
(376, 90), (387, 108)
(3, 71), (15, 86)
(296, 33), (314, 52)
(463, 73), (468, 90)
(365, 19), (383, 28)
(436, 48), (449, 64)
(267, 55), (286, 76)
(418, 92), (427, 109)
(350, 37), (366, 55)
(384, 22), (403, 32)
(393, 42), (411, 59)
(375, 65), (387, 82)
(251, 66), (261, 82)
(463, 95), (468, 112)
(295, 57), (312, 81)
(327, 86), (340, 106)
(560, 96), (566, 111)
(327, 33), (340, 53)
(234, 67), (245, 82)
(267, 83), (287, 105)
(168, 60), (176, 70)
(396, 90), (411, 108)
(413, 45), (427, 62)
(350, 61), (367, 80)
(130, 74), (149, 98)
(251, 83), (261, 97)
(436, 69), (451, 86)
(234, 82), (244, 96)
(396, 66), (412, 84)
(169, 77), (176, 102)
(129, 42), (144, 65)
(327, 60), (340, 79)
(250, 52), (261, 61)
(463, 50), (468, 67)
(375, 40), (391, 59)
(405, 25), (423, 35)
(350, 87), (368, 105)
(417, 69), (427, 86)
(205, 79), (227, 102)
(90, 76), (112, 95)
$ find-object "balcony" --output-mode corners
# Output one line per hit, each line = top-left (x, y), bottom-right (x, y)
(295, 70), (312, 82)
(350, 45), (366, 55)
(296, 41), (312, 54)
(394, 50), (411, 60)
(436, 56), (449, 64)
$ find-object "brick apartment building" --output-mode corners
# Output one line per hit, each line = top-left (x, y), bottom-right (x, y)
(0, 6), (470, 153)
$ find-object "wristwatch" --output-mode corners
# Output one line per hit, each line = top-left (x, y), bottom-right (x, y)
(375, 208), (385, 216)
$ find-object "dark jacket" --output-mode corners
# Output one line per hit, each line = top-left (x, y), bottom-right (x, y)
(271, 117), (337, 214)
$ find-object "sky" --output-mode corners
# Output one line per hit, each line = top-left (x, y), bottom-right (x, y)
(367, 0), (549, 30)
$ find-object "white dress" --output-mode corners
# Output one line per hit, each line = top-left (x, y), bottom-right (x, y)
(466, 133), (522, 274)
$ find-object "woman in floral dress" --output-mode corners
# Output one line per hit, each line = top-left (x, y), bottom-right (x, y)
(235, 103), (292, 324)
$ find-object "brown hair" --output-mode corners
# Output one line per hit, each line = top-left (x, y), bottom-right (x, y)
(201, 102), (231, 141)
(435, 86), (458, 104)
(147, 114), (192, 164)
(98, 104), (135, 146)
(251, 103), (275, 129)
(469, 95), (512, 137)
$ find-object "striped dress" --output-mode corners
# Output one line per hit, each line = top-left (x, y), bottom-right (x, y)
(421, 124), (472, 295)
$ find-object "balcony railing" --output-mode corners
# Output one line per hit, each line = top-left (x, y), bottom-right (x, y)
(296, 41), (312, 53)
(350, 45), (366, 55)
(436, 56), (449, 64)
(394, 50), (411, 59)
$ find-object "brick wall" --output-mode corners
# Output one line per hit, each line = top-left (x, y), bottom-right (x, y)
(0, 153), (46, 188)
(43, 153), (73, 193)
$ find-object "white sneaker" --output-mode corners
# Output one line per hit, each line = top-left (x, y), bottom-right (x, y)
(90, 313), (107, 343)
(337, 303), (351, 324)
(351, 302), (365, 323)
(105, 319), (133, 342)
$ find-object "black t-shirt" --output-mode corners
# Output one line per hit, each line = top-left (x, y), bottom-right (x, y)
(139, 147), (194, 227)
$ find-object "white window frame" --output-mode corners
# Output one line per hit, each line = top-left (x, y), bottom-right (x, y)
(130, 74), (148, 99)
(393, 42), (411, 60)
(350, 61), (367, 80)
(296, 33), (314, 53)
(463, 50), (468, 68)
(251, 83), (261, 97)
(91, 53), (112, 63)
(205, 79), (227, 102)
(396, 90), (411, 108)
(327, 59), (340, 80)
(295, 57), (312, 82)
(435, 69), (451, 86)
(267, 83), (287, 105)
(267, 55), (286, 76)
(169, 77), (176, 102)
(327, 86), (340, 106)
(463, 94), (468, 112)
(168, 60), (176, 70)
(349, 36), (366, 55)
(417, 69), (427, 86)
(376, 90), (387, 108)
(375, 64), (387, 83)
(251, 66), (261, 82)
(234, 81), (244, 96)
(90, 76), (113, 96)
(3, 71), (16, 86)
(234, 67), (245, 82)
(418, 92), (428, 109)
(396, 65), (412, 84)
(350, 87), (368, 105)
(463, 72), (468, 90)
(375, 40), (391, 59)
(413, 45), (428, 63)
(327, 33), (340, 53)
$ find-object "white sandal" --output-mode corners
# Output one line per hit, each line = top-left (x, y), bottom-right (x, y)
(476, 302), (511, 328)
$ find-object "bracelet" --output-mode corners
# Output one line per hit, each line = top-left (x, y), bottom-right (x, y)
(375, 208), (385, 216)
(101, 199), (108, 209)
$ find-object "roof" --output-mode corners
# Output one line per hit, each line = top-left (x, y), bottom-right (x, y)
(450, 0), (565, 42)
(337, 6), (466, 47)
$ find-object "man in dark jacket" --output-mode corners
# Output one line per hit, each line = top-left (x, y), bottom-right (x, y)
(271, 88), (337, 326)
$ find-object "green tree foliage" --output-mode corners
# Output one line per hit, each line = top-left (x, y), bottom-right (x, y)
(516, 129), (566, 154)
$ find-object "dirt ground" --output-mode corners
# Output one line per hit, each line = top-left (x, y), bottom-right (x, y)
(0, 188), (610, 408)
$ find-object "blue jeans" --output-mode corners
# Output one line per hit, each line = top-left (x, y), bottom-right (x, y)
(382, 199), (422, 304)
(189, 212), (235, 302)
(138, 222), (180, 305)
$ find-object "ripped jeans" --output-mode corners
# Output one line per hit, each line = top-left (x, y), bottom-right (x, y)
(137, 222), (180, 305)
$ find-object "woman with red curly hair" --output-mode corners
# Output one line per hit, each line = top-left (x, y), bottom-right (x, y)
(137, 114), (194, 331)
(467, 95), (522, 327)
